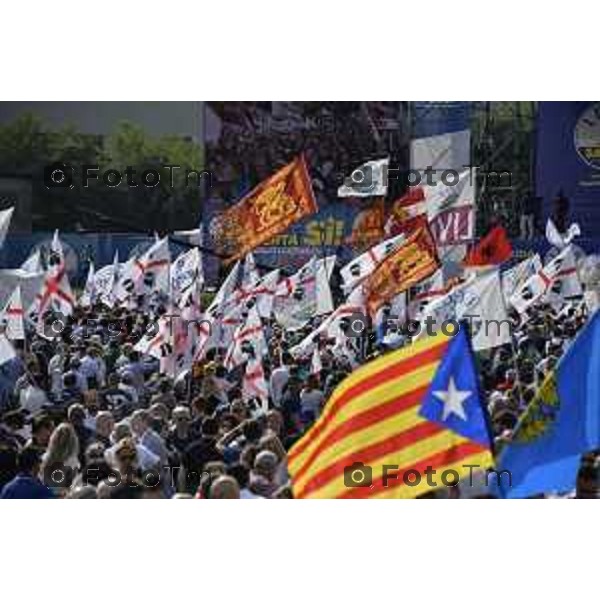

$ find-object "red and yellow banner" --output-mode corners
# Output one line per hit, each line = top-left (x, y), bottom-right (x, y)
(364, 224), (439, 314)
(213, 155), (317, 264)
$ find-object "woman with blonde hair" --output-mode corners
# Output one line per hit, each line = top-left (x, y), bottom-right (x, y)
(40, 423), (80, 496)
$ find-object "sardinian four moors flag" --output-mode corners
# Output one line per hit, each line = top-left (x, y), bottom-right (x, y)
(273, 256), (318, 330)
(170, 247), (203, 307)
(35, 230), (76, 325)
(224, 305), (268, 371)
(93, 251), (120, 308)
(340, 233), (405, 294)
(417, 269), (511, 351)
(337, 157), (389, 198)
(510, 245), (582, 314)
(0, 285), (25, 340)
(501, 254), (543, 302)
(114, 236), (171, 302)
(212, 155), (317, 265)
(364, 224), (440, 314)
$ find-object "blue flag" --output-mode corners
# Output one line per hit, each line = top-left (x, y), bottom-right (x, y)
(419, 326), (493, 450)
(498, 310), (600, 498)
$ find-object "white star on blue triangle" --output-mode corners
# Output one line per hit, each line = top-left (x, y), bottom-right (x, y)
(419, 328), (493, 448)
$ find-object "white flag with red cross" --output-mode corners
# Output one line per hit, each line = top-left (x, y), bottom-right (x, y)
(0, 286), (25, 340)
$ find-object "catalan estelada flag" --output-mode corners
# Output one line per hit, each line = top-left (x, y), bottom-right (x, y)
(213, 155), (317, 265)
(287, 328), (494, 498)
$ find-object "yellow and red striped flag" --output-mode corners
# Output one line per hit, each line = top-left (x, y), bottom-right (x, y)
(288, 329), (494, 498)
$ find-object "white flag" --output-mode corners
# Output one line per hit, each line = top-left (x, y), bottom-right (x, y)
(224, 306), (267, 371)
(206, 261), (241, 318)
(0, 207), (14, 249)
(170, 247), (203, 307)
(419, 270), (511, 351)
(340, 234), (404, 293)
(510, 246), (580, 314)
(0, 286), (25, 340)
(242, 357), (269, 413)
(35, 231), (76, 321)
(0, 268), (45, 313)
(79, 262), (96, 308)
(407, 269), (447, 319)
(337, 157), (389, 198)
(0, 333), (16, 366)
(501, 254), (543, 301)
(251, 269), (280, 318)
(20, 250), (43, 274)
(291, 286), (366, 358)
(273, 257), (318, 330)
(316, 256), (336, 315)
(94, 252), (120, 308)
(546, 218), (581, 249)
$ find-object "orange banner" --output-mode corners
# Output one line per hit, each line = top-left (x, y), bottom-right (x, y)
(213, 156), (317, 264)
(365, 224), (440, 313)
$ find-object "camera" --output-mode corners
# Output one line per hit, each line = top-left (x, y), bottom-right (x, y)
(43, 162), (74, 189)
(343, 164), (375, 194)
(344, 462), (372, 488)
(42, 310), (67, 339)
(43, 462), (74, 488)
(342, 312), (368, 338)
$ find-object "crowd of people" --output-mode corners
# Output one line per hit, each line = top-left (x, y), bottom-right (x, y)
(0, 261), (597, 499)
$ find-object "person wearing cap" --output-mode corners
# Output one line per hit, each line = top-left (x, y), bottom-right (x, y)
(1, 446), (55, 499)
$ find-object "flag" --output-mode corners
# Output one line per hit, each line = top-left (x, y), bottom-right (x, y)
(364, 224), (439, 314)
(384, 187), (426, 236)
(497, 310), (600, 498)
(418, 270), (511, 351)
(240, 252), (260, 291)
(290, 286), (366, 359)
(247, 268), (280, 319)
(134, 236), (171, 296)
(213, 156), (317, 265)
(242, 357), (269, 413)
(546, 218), (581, 249)
(0, 286), (25, 340)
(510, 245), (580, 314)
(34, 231), (76, 321)
(337, 157), (389, 198)
(92, 252), (120, 308)
(79, 262), (96, 308)
(501, 254), (543, 301)
(206, 261), (241, 318)
(463, 225), (513, 267)
(340, 234), (405, 294)
(273, 257), (318, 330)
(426, 169), (475, 247)
(170, 247), (203, 307)
(407, 269), (447, 320)
(343, 198), (386, 250)
(287, 328), (494, 498)
(20, 250), (42, 274)
(0, 333), (16, 366)
(114, 237), (171, 302)
(224, 306), (267, 371)
(316, 256), (336, 315)
(0, 207), (14, 249)
(0, 268), (45, 314)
